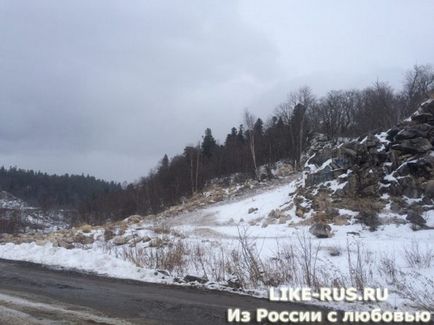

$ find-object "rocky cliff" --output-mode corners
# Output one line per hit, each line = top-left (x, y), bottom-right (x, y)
(297, 99), (434, 232)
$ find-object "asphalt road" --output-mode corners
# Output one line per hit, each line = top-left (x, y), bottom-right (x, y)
(0, 258), (329, 324)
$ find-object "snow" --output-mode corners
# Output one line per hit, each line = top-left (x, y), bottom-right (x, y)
(317, 158), (333, 172)
(0, 242), (170, 284)
(0, 174), (433, 312)
(383, 173), (398, 183)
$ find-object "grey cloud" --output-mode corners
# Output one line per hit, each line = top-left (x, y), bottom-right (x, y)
(0, 0), (433, 181)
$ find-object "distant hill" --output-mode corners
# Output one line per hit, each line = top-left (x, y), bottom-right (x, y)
(0, 167), (121, 210)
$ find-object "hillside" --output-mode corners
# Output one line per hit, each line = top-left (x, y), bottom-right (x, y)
(0, 167), (121, 210)
(0, 100), (433, 312)
(0, 190), (75, 233)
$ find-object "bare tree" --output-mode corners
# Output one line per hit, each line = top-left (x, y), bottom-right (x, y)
(318, 90), (359, 138)
(289, 87), (315, 169)
(244, 109), (258, 178)
(401, 64), (434, 117)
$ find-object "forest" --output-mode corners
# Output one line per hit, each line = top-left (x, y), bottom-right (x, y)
(0, 167), (121, 210)
(2, 64), (433, 224)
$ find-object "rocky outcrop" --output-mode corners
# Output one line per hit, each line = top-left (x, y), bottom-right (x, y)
(300, 99), (434, 230)
(306, 99), (434, 197)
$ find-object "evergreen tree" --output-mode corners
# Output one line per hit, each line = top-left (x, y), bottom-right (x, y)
(201, 128), (217, 158)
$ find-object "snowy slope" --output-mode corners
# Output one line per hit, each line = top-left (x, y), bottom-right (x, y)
(0, 173), (433, 312)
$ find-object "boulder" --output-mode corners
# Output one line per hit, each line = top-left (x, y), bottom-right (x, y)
(248, 207), (258, 214)
(104, 229), (115, 241)
(325, 207), (339, 219)
(295, 208), (305, 218)
(364, 134), (380, 148)
(398, 175), (420, 198)
(74, 233), (94, 245)
(309, 223), (332, 238)
(411, 99), (434, 124)
(307, 148), (334, 166)
(424, 180), (434, 199)
(407, 156), (434, 178)
(149, 237), (164, 247)
(333, 215), (350, 226)
(406, 210), (426, 227)
(141, 236), (152, 243)
(394, 124), (432, 141)
(226, 276), (242, 289)
(57, 239), (74, 249)
(183, 275), (208, 284)
(392, 137), (432, 154)
(112, 235), (133, 246)
(268, 209), (285, 219)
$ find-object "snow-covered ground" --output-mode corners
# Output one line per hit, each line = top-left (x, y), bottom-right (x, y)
(0, 174), (433, 313)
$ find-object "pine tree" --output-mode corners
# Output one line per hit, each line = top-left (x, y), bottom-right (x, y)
(201, 128), (217, 158)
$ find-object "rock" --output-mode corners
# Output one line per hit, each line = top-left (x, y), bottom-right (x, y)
(149, 237), (164, 247)
(412, 112), (434, 124)
(309, 223), (332, 238)
(248, 207), (258, 214)
(226, 276), (242, 289)
(126, 215), (142, 224)
(328, 246), (342, 256)
(342, 174), (358, 196)
(333, 215), (350, 225)
(390, 201), (405, 214)
(392, 137), (432, 154)
(406, 210), (426, 227)
(424, 180), (434, 199)
(398, 175), (420, 198)
(157, 269), (170, 277)
(35, 239), (48, 246)
(268, 209), (285, 219)
(141, 236), (152, 243)
(183, 275), (207, 284)
(364, 134), (380, 148)
(104, 229), (115, 241)
(112, 235), (133, 246)
(422, 196), (433, 205)
(257, 165), (273, 181)
(407, 156), (434, 178)
(305, 168), (335, 186)
(74, 233), (94, 245)
(57, 240), (74, 249)
(361, 184), (378, 196)
(295, 208), (305, 218)
(357, 210), (380, 231)
(395, 124), (432, 140)
(273, 162), (294, 177)
(307, 148), (334, 166)
(325, 207), (339, 219)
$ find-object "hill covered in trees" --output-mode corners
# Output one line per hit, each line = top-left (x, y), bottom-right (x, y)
(0, 167), (121, 210)
(85, 64), (432, 223)
(2, 64), (433, 225)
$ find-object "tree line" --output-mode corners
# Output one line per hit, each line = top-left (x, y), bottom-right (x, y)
(2, 64), (433, 225)
(0, 166), (121, 210)
(79, 64), (434, 224)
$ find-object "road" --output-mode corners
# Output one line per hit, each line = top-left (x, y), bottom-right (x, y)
(0, 258), (327, 324)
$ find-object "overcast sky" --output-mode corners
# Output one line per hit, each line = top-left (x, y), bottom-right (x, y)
(0, 0), (433, 182)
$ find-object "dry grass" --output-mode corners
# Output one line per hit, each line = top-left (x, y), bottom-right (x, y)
(403, 241), (433, 268)
(103, 225), (432, 312)
(79, 224), (92, 233)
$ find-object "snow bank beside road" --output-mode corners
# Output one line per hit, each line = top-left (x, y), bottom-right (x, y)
(0, 242), (170, 284)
